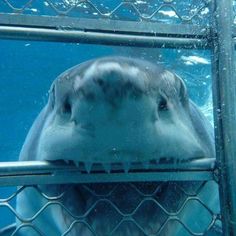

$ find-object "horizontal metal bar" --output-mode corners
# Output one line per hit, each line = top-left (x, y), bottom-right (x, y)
(0, 25), (210, 48)
(0, 159), (216, 175)
(0, 14), (209, 37)
(0, 14), (211, 48)
(0, 161), (215, 186)
(0, 171), (214, 187)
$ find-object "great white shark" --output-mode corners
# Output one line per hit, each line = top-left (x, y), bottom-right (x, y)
(8, 56), (220, 235)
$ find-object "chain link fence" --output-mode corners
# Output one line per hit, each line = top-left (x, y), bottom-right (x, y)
(0, 181), (221, 235)
(0, 161), (222, 236)
(0, 0), (211, 24)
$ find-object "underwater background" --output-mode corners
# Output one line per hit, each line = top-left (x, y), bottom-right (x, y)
(0, 0), (214, 230)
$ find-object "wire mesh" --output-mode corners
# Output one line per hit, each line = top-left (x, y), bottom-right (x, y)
(0, 0), (227, 235)
(0, 180), (222, 236)
(0, 0), (211, 24)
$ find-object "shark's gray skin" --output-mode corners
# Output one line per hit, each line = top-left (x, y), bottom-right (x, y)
(15, 57), (220, 236)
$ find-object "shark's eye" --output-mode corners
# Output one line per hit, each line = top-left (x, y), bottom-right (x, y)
(158, 97), (168, 111)
(63, 99), (72, 114)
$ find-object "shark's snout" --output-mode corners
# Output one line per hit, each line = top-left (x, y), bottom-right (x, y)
(72, 61), (147, 109)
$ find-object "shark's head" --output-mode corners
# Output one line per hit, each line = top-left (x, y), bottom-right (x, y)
(29, 57), (213, 167)
(17, 56), (215, 236)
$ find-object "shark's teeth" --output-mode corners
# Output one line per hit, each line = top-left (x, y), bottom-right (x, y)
(102, 163), (111, 173)
(84, 162), (93, 173)
(123, 162), (131, 173)
(62, 160), (157, 172)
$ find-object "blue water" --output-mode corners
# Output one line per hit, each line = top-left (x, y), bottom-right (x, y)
(0, 40), (118, 162)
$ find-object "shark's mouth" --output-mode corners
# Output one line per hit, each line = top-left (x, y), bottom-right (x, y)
(51, 155), (214, 174)
(40, 172), (180, 236)
(39, 158), (216, 236)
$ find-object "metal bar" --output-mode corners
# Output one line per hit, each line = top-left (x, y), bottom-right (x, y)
(212, 0), (236, 235)
(0, 14), (209, 37)
(0, 171), (213, 187)
(0, 13), (210, 49)
(0, 161), (214, 186)
(0, 25), (209, 49)
(0, 159), (216, 174)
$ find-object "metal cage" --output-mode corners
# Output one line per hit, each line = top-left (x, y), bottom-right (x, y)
(0, 0), (236, 235)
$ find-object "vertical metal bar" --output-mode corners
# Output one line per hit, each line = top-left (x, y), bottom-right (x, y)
(212, 0), (236, 235)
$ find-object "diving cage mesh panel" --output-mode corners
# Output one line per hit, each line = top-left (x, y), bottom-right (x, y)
(0, 0), (233, 235)
(0, 0), (210, 22)
(0, 180), (221, 235)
